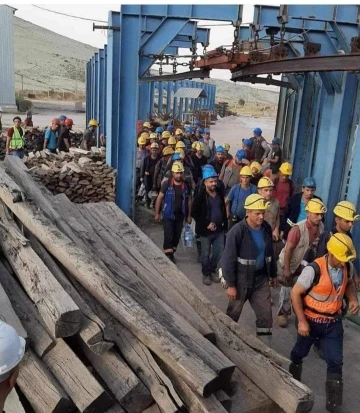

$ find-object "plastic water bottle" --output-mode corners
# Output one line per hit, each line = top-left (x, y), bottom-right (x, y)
(183, 224), (194, 248)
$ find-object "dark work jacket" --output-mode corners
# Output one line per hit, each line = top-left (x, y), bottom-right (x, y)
(191, 186), (228, 237)
(316, 228), (352, 259)
(221, 219), (276, 289)
(281, 192), (322, 240)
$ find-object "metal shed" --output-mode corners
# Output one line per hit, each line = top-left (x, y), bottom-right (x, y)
(0, 5), (16, 109)
(173, 87), (207, 122)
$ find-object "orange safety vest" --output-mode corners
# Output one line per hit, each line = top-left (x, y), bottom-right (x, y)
(304, 256), (348, 320)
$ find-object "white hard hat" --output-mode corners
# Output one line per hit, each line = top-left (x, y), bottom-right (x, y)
(0, 321), (26, 382)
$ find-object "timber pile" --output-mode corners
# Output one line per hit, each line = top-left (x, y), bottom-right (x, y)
(0, 129), (84, 160)
(23, 149), (114, 203)
(0, 155), (315, 413)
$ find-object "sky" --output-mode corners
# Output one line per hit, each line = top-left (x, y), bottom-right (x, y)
(9, 3), (257, 81)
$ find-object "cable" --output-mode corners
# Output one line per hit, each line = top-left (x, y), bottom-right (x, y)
(31, 5), (107, 23)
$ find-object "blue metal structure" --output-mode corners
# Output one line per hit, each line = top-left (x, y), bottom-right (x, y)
(86, 5), (242, 216)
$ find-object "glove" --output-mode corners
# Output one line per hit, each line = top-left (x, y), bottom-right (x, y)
(219, 268), (228, 289)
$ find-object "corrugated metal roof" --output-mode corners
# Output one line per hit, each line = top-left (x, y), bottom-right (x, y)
(173, 88), (207, 99)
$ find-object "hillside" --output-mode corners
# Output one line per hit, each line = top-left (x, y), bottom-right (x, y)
(13, 17), (279, 106)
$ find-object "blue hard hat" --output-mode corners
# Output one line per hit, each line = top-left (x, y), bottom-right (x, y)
(155, 126), (164, 133)
(243, 138), (252, 147)
(216, 145), (224, 153)
(202, 165), (217, 180)
(253, 127), (262, 135)
(58, 115), (67, 121)
(204, 128), (210, 134)
(167, 125), (174, 131)
(196, 128), (203, 134)
(172, 153), (182, 161)
(194, 120), (201, 126)
(236, 149), (247, 160)
(302, 177), (316, 188)
(185, 126), (192, 133)
(272, 137), (281, 145)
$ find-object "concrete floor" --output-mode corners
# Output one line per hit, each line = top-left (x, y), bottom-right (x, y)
(136, 207), (360, 413)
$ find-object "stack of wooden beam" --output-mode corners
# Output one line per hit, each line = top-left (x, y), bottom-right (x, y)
(0, 156), (315, 413)
(23, 149), (115, 203)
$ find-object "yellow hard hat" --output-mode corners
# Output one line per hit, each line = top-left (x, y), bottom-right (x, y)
(250, 161), (262, 174)
(175, 148), (185, 159)
(88, 119), (99, 127)
(138, 136), (147, 145)
(258, 177), (274, 189)
(175, 128), (183, 136)
(162, 146), (174, 156)
(333, 201), (360, 221)
(149, 133), (157, 140)
(162, 131), (171, 139)
(327, 233), (356, 262)
(223, 142), (230, 151)
(244, 194), (269, 211)
(168, 136), (176, 145)
(305, 198), (327, 214)
(172, 161), (185, 173)
(240, 166), (252, 176)
(279, 162), (293, 176)
(193, 142), (203, 151)
(143, 121), (152, 129)
(140, 132), (150, 140)
(176, 141), (185, 149)
(150, 142), (159, 149)
(191, 141), (197, 150)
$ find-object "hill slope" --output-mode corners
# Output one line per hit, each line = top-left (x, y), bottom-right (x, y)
(13, 17), (279, 105)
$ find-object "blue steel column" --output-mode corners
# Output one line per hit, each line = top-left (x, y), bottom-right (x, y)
(91, 56), (95, 121)
(86, 61), (91, 125)
(149, 82), (155, 116)
(104, 45), (108, 138)
(106, 11), (121, 167)
(98, 49), (106, 141)
(94, 53), (99, 139)
(158, 83), (164, 115)
(166, 82), (172, 114)
(115, 12), (141, 216)
(139, 82), (150, 121)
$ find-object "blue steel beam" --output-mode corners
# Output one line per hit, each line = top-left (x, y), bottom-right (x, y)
(104, 45), (108, 137)
(98, 49), (106, 139)
(86, 61), (91, 126)
(106, 11), (121, 167)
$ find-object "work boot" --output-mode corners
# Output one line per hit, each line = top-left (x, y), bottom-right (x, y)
(289, 362), (302, 382)
(277, 314), (288, 328)
(203, 274), (212, 286)
(165, 252), (176, 264)
(257, 334), (272, 348)
(326, 373), (348, 412)
(211, 272), (220, 283)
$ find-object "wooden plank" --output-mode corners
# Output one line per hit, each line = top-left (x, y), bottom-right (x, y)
(214, 390), (232, 413)
(105, 404), (125, 413)
(43, 339), (113, 413)
(0, 260), (55, 357)
(49, 196), (234, 390)
(80, 343), (153, 412)
(66, 271), (184, 413)
(0, 169), (219, 398)
(81, 201), (215, 342)
(0, 278), (27, 340)
(94, 202), (315, 413)
(27, 232), (113, 355)
(17, 349), (75, 413)
(4, 389), (26, 413)
(0, 202), (81, 338)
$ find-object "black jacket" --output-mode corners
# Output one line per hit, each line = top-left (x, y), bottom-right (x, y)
(191, 185), (228, 237)
(282, 193), (322, 239)
(221, 218), (276, 289)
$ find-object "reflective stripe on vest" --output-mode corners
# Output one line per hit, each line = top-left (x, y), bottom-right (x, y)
(304, 256), (348, 320)
(237, 257), (256, 265)
(9, 128), (25, 150)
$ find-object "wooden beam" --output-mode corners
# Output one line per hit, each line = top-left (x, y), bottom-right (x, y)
(0, 261), (55, 357)
(17, 349), (75, 413)
(0, 168), (220, 397)
(80, 343), (153, 412)
(0, 202), (81, 338)
(42, 339), (113, 413)
(27, 232), (113, 355)
(4, 389), (26, 413)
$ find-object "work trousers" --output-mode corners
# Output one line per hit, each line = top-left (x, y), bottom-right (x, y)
(291, 319), (344, 375)
(226, 276), (273, 336)
(9, 149), (24, 159)
(278, 286), (292, 316)
(200, 231), (225, 276)
(162, 215), (184, 252)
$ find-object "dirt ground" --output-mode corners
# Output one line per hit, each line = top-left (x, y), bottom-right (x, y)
(135, 206), (360, 413)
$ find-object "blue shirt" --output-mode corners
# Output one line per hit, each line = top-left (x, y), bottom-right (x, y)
(227, 184), (257, 218)
(249, 227), (265, 270)
(208, 193), (223, 230)
(297, 199), (307, 222)
(45, 128), (57, 150)
(328, 264), (343, 290)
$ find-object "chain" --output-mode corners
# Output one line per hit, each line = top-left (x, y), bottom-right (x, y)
(172, 57), (178, 74)
(270, 32), (275, 46)
(158, 56), (163, 75)
(280, 23), (286, 44)
(254, 31), (260, 50)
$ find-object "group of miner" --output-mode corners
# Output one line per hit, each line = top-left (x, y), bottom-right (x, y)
(137, 119), (359, 413)
(4, 111), (105, 158)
